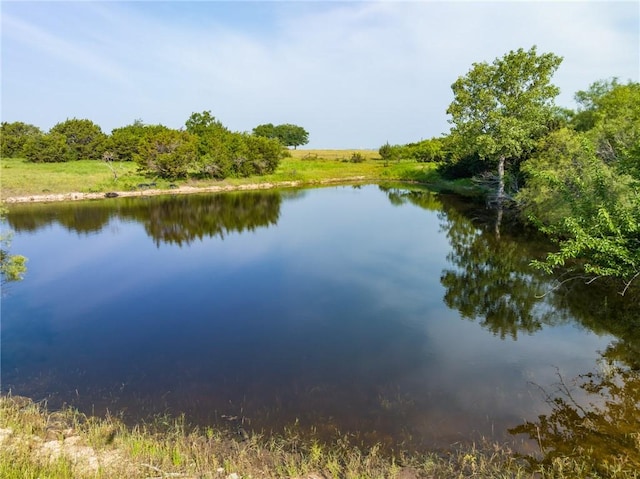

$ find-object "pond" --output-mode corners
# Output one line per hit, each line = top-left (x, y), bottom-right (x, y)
(2, 184), (639, 456)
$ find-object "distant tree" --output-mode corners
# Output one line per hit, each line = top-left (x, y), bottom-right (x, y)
(447, 46), (563, 202)
(254, 123), (309, 149)
(0, 121), (42, 158)
(23, 132), (71, 163)
(50, 118), (107, 161)
(276, 124), (309, 149)
(378, 142), (401, 163)
(252, 123), (278, 140)
(406, 137), (446, 163)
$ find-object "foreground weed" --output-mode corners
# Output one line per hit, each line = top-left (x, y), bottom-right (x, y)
(6, 394), (638, 478)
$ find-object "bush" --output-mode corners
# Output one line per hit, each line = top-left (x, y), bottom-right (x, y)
(350, 152), (365, 163)
(135, 129), (198, 179)
(23, 133), (71, 163)
(1, 122), (42, 158)
(50, 118), (107, 161)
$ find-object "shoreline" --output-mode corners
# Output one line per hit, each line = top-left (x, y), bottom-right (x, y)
(2, 176), (369, 204)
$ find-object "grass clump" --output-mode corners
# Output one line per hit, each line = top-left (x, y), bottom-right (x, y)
(3, 394), (637, 478)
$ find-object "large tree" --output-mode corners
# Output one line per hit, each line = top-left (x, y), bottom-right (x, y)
(447, 46), (563, 202)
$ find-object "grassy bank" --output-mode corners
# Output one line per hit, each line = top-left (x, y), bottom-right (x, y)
(1, 394), (610, 479)
(0, 150), (476, 201)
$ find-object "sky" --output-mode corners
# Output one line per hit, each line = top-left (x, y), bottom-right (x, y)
(1, 1), (639, 149)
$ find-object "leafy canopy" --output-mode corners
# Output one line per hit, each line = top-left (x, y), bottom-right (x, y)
(447, 46), (562, 198)
(0, 122), (42, 158)
(253, 123), (309, 149)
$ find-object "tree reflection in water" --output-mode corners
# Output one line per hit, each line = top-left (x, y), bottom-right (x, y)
(510, 359), (640, 475)
(380, 185), (563, 339)
(7, 191), (287, 246)
(387, 185), (640, 471)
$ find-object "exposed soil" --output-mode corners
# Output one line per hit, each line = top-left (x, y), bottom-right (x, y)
(2, 177), (368, 204)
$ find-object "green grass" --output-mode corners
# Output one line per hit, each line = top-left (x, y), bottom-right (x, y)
(2, 394), (637, 479)
(1, 151), (478, 200)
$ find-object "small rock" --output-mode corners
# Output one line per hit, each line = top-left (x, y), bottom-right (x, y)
(0, 428), (13, 446)
(226, 473), (240, 479)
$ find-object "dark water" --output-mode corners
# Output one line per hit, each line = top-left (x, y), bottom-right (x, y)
(2, 184), (639, 455)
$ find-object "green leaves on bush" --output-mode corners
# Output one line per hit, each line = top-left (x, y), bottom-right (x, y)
(0, 122), (42, 158)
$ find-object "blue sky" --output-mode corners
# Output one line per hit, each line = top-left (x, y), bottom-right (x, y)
(2, 1), (638, 149)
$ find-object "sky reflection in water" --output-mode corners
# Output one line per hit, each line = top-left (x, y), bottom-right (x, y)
(2, 185), (633, 452)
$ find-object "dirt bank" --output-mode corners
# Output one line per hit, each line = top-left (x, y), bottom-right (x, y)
(2, 177), (368, 204)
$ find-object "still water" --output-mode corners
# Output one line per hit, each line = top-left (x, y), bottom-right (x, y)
(2, 184), (638, 453)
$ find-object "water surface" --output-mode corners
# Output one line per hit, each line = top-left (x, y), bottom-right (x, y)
(2, 184), (638, 453)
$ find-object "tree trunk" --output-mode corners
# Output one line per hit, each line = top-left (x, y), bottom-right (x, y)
(494, 203), (503, 240)
(497, 155), (506, 202)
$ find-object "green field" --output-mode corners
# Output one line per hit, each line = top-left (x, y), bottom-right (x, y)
(0, 150), (473, 200)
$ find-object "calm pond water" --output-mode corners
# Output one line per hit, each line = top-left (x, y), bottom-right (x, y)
(2, 184), (639, 454)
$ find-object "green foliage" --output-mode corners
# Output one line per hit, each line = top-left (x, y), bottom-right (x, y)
(252, 123), (278, 140)
(0, 204), (27, 285)
(349, 151), (365, 163)
(107, 121), (168, 162)
(571, 78), (620, 132)
(277, 123), (309, 149)
(518, 128), (640, 289)
(185, 111), (228, 138)
(187, 112), (284, 179)
(0, 122), (42, 158)
(378, 142), (394, 162)
(50, 118), (107, 161)
(253, 123), (309, 149)
(23, 132), (71, 163)
(447, 46), (563, 199)
(587, 81), (640, 179)
(378, 142), (400, 163)
(135, 129), (198, 179)
(242, 133), (283, 174)
(405, 137), (446, 163)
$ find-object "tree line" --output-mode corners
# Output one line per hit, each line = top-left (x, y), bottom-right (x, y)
(0, 112), (309, 180)
(380, 46), (639, 292)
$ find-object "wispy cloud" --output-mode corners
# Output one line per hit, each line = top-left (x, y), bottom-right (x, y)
(1, 1), (638, 148)
(2, 11), (130, 87)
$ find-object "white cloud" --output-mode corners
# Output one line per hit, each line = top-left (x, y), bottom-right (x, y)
(1, 1), (638, 147)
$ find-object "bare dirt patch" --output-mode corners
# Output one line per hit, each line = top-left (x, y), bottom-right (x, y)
(2, 177), (367, 204)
